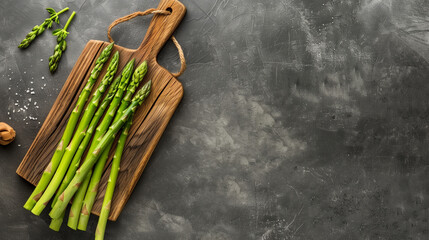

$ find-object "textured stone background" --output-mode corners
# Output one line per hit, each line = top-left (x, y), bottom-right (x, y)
(1, 0), (429, 239)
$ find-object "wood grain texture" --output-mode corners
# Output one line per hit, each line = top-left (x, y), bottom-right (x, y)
(16, 0), (186, 221)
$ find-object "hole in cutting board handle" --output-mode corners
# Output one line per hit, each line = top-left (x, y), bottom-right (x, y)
(166, 7), (173, 13)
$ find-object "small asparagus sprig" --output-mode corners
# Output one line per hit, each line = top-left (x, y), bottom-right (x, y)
(95, 118), (132, 240)
(49, 11), (76, 72)
(77, 61), (148, 230)
(23, 42), (114, 211)
(18, 7), (69, 48)
(49, 81), (152, 219)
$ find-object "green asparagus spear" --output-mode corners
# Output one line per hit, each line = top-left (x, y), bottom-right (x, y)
(18, 7), (69, 48)
(49, 75), (121, 230)
(67, 59), (135, 229)
(95, 118), (132, 240)
(23, 42), (114, 211)
(30, 50), (119, 216)
(49, 212), (64, 231)
(67, 170), (92, 229)
(49, 81), (152, 219)
(49, 11), (76, 72)
(78, 61), (148, 230)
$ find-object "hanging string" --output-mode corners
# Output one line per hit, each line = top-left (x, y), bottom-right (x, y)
(107, 8), (186, 77)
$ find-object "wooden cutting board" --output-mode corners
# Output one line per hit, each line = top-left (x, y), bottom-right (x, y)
(16, 0), (186, 221)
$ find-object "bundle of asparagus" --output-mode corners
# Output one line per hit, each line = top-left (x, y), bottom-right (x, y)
(23, 42), (152, 240)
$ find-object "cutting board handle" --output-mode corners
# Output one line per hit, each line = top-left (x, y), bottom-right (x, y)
(136, 0), (186, 59)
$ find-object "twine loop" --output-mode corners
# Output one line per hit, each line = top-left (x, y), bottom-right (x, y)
(107, 8), (186, 77)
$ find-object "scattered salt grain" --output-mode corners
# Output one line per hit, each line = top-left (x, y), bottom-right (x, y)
(41, 76), (45, 80)
(31, 91), (35, 95)
(40, 59), (43, 62)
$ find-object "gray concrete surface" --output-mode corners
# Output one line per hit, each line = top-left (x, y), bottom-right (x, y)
(1, 0), (429, 239)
